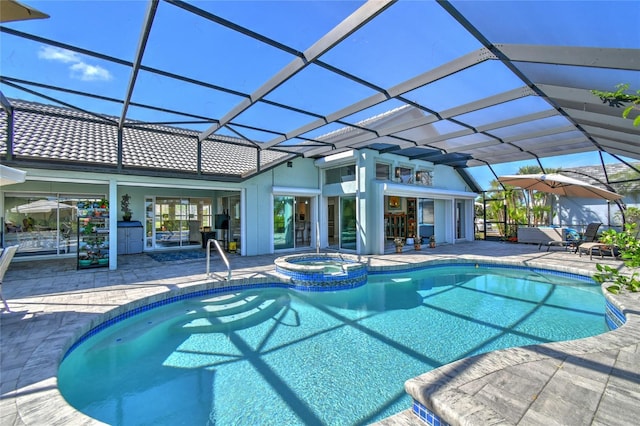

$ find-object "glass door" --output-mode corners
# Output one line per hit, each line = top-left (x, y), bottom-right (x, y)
(456, 200), (466, 239)
(274, 195), (315, 250)
(146, 196), (212, 250)
(340, 196), (357, 250)
(145, 197), (154, 249)
(294, 196), (311, 248)
(274, 196), (294, 250)
(418, 199), (434, 240)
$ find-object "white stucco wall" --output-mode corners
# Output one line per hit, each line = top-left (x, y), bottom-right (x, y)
(244, 157), (320, 255)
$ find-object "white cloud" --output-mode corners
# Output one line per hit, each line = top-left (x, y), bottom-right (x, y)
(70, 62), (112, 82)
(38, 46), (80, 63)
(38, 46), (113, 82)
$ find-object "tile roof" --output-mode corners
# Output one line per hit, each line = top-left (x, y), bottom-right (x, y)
(0, 99), (290, 178)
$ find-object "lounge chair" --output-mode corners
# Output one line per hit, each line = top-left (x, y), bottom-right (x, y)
(573, 223), (602, 252)
(575, 223), (622, 259)
(0, 245), (19, 312)
(578, 242), (618, 260)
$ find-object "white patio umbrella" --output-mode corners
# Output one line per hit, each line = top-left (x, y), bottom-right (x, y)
(497, 173), (623, 201)
(0, 164), (27, 186)
(10, 200), (76, 214)
(0, 0), (49, 23)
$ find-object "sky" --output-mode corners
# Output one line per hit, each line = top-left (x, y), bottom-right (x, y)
(1, 1), (638, 190)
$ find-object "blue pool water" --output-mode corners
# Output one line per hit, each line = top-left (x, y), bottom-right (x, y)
(58, 266), (606, 425)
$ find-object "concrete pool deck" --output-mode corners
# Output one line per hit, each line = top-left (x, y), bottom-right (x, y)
(1, 241), (638, 425)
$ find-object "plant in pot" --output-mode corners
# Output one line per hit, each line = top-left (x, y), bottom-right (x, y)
(414, 235), (422, 250)
(121, 194), (132, 221)
(79, 247), (92, 266)
(429, 235), (436, 248)
(394, 237), (404, 253)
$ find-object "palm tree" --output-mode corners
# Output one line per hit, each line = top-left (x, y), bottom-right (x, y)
(481, 166), (560, 238)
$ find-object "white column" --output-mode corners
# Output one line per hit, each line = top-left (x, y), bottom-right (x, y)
(109, 179), (117, 270)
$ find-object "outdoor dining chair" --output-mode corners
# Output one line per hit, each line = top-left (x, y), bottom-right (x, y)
(0, 245), (19, 312)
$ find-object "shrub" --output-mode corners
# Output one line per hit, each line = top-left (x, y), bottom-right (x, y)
(592, 223), (640, 293)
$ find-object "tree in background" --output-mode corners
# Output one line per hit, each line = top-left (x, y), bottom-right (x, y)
(482, 166), (556, 238)
(609, 166), (640, 203)
(615, 206), (640, 237)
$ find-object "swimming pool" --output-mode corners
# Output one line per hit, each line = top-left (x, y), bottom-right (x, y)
(58, 265), (606, 425)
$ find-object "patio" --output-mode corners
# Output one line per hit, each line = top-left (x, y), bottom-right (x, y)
(1, 241), (638, 425)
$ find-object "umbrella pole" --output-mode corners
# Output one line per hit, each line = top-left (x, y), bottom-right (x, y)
(527, 189), (532, 227)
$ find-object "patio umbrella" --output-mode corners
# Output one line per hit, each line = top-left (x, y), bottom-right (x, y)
(497, 173), (623, 200)
(0, 164), (27, 186)
(10, 200), (76, 214)
(0, 0), (49, 23)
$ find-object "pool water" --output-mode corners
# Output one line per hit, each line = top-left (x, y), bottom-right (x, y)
(294, 260), (347, 273)
(58, 266), (606, 425)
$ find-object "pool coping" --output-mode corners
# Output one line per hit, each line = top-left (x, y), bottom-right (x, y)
(9, 254), (639, 426)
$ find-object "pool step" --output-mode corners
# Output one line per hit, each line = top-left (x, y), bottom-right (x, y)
(176, 291), (290, 333)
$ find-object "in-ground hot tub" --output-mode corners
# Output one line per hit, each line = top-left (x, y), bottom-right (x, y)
(274, 253), (367, 290)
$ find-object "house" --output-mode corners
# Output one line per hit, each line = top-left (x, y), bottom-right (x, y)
(1, 99), (479, 268)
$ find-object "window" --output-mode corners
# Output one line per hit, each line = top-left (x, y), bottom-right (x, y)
(3, 192), (103, 256)
(394, 166), (413, 184)
(416, 170), (433, 186)
(325, 164), (356, 184)
(376, 162), (390, 180)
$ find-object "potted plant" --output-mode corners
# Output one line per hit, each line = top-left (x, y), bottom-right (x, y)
(78, 247), (92, 267)
(99, 198), (109, 209)
(78, 255), (92, 267)
(429, 235), (436, 248)
(414, 235), (422, 250)
(121, 194), (132, 221)
(394, 237), (404, 253)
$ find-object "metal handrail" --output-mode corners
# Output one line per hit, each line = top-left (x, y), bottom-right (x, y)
(206, 239), (231, 281)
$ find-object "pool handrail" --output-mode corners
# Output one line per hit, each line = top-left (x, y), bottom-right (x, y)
(206, 238), (231, 281)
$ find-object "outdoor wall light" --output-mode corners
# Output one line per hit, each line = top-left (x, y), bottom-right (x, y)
(395, 167), (401, 178)
(287, 161), (293, 168)
(415, 171), (422, 182)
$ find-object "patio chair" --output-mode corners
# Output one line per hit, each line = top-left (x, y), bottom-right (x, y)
(0, 245), (19, 312)
(578, 241), (618, 260)
(573, 222), (602, 250)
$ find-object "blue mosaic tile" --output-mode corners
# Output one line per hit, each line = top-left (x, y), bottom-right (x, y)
(412, 400), (450, 426)
(605, 299), (626, 330)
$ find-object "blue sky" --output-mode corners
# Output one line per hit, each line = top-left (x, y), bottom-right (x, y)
(1, 1), (638, 190)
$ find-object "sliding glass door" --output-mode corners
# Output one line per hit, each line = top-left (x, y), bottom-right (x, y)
(273, 195), (312, 250)
(3, 192), (102, 257)
(146, 197), (212, 249)
(340, 196), (356, 250)
(274, 196), (294, 250)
